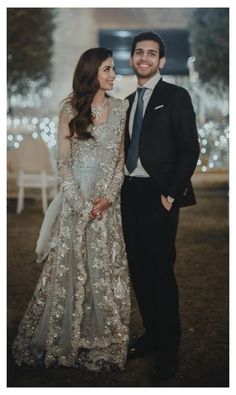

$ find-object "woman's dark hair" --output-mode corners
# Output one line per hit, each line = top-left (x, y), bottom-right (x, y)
(131, 31), (166, 59)
(65, 47), (113, 140)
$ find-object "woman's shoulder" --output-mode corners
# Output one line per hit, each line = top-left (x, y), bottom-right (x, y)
(60, 101), (76, 120)
(109, 96), (129, 112)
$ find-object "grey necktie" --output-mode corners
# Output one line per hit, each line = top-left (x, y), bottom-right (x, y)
(126, 87), (146, 174)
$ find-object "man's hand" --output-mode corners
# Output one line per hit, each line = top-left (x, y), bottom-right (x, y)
(161, 195), (173, 211)
(90, 197), (110, 220)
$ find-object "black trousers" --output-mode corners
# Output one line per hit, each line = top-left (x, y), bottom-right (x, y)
(121, 176), (181, 360)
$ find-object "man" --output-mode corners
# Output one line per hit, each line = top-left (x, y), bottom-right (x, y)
(121, 31), (200, 381)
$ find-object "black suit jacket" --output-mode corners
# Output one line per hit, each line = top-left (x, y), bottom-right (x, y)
(125, 79), (200, 207)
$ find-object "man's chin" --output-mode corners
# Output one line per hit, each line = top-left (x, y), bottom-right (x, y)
(136, 71), (154, 79)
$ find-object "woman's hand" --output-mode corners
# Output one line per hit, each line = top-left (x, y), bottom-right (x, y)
(90, 197), (110, 220)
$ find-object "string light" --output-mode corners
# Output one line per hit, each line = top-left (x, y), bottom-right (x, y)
(7, 112), (229, 172)
(7, 76), (229, 173)
(32, 117), (38, 125)
(7, 114), (58, 150)
(32, 132), (39, 139)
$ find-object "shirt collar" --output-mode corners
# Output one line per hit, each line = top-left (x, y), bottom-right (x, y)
(138, 72), (161, 91)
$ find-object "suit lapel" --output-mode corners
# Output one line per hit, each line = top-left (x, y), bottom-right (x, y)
(142, 78), (164, 130)
(125, 79), (166, 153)
(125, 92), (135, 156)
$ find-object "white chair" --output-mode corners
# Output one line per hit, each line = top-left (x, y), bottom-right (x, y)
(16, 137), (57, 214)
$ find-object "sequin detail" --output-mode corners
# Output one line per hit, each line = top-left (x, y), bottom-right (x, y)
(12, 98), (130, 371)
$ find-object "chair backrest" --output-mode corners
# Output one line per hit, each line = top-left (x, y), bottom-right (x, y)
(16, 137), (55, 174)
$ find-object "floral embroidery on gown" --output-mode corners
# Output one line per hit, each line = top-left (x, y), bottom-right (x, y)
(12, 97), (130, 371)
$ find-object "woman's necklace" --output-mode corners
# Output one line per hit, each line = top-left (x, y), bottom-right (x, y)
(91, 97), (108, 119)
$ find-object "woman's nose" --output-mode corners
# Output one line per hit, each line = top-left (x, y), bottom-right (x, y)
(110, 70), (116, 79)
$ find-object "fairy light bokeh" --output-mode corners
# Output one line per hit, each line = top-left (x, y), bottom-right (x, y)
(7, 58), (229, 173)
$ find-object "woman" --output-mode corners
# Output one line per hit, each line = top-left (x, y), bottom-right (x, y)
(12, 48), (130, 372)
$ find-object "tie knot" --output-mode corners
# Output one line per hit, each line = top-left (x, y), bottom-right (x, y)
(137, 87), (146, 99)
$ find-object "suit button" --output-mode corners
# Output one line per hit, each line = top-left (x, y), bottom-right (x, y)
(183, 187), (188, 196)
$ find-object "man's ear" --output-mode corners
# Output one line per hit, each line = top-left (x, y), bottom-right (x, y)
(129, 56), (133, 68)
(159, 57), (166, 69)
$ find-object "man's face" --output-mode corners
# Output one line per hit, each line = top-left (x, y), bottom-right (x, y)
(130, 40), (166, 81)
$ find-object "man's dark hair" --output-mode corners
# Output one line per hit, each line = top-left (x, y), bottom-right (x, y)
(131, 31), (167, 58)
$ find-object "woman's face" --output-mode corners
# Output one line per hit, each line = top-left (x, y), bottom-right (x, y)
(97, 57), (116, 91)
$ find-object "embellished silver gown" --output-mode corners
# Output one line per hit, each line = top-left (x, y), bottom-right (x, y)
(12, 98), (130, 371)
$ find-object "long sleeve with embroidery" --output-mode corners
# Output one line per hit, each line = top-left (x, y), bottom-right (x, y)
(57, 107), (83, 212)
(104, 134), (125, 204)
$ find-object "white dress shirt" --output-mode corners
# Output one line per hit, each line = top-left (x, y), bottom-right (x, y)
(125, 72), (162, 177)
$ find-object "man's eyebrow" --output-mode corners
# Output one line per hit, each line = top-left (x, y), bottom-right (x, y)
(135, 48), (158, 53)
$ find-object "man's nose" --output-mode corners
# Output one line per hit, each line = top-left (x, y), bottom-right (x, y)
(140, 52), (148, 61)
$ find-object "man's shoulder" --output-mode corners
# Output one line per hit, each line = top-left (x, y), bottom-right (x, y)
(159, 80), (191, 99)
(125, 80), (190, 102)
